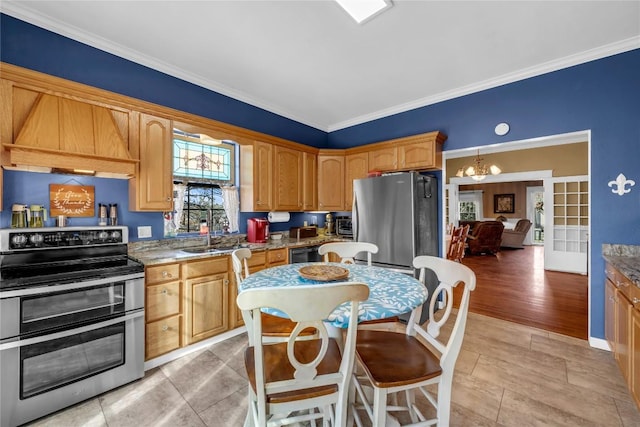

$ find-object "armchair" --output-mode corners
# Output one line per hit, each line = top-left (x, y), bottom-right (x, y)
(466, 221), (504, 255)
(500, 219), (532, 248)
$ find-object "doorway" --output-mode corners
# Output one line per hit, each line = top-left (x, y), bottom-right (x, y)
(527, 186), (544, 245)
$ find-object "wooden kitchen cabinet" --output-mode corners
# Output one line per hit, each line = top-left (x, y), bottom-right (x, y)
(273, 145), (303, 211)
(183, 257), (229, 345)
(267, 248), (288, 266)
(318, 152), (345, 211)
(240, 140), (274, 212)
(345, 152), (368, 211)
(303, 152), (318, 211)
(368, 146), (397, 172)
(145, 262), (183, 360)
(129, 113), (173, 211)
(631, 308), (640, 407)
(605, 261), (640, 409)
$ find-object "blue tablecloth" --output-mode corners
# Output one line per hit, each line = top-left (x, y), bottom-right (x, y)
(238, 262), (427, 328)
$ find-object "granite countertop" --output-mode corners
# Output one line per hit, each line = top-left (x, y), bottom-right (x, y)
(129, 233), (347, 266)
(602, 244), (640, 288)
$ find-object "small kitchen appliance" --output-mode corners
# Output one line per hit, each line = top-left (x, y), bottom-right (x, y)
(11, 204), (30, 228)
(98, 203), (108, 226)
(29, 205), (48, 228)
(109, 203), (118, 225)
(324, 213), (335, 235)
(335, 216), (353, 237)
(247, 218), (269, 243)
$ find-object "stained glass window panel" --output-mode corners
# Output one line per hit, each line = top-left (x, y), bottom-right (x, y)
(173, 140), (232, 181)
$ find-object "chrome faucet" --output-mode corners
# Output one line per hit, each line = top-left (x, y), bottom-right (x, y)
(206, 209), (213, 247)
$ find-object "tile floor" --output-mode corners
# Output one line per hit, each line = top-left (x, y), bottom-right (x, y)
(27, 313), (640, 427)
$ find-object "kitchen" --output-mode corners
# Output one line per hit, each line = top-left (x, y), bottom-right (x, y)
(1, 2), (639, 426)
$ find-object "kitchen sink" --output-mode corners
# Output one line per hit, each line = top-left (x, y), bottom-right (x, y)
(181, 245), (242, 254)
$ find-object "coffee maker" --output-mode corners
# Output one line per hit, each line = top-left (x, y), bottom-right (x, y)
(247, 218), (269, 243)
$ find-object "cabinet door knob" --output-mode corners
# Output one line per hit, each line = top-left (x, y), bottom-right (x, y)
(162, 288), (168, 295)
(633, 297), (639, 304)
(166, 197), (172, 202)
(162, 325), (169, 331)
(162, 271), (172, 278)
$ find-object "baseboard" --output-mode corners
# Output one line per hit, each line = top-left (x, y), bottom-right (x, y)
(144, 326), (247, 371)
(588, 336), (611, 351)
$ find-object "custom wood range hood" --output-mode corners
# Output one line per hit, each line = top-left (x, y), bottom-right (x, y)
(3, 93), (138, 178)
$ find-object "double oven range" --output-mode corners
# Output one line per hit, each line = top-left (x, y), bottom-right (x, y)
(0, 226), (145, 427)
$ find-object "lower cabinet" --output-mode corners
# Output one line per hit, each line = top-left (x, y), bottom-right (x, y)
(605, 262), (640, 409)
(183, 257), (229, 346)
(145, 263), (183, 360)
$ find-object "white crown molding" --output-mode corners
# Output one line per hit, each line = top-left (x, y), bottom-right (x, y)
(4, 3), (638, 133)
(328, 37), (640, 132)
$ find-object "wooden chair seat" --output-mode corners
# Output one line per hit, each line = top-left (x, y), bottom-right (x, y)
(260, 312), (317, 337)
(355, 329), (442, 388)
(244, 338), (341, 404)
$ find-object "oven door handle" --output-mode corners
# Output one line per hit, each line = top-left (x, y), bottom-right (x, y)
(0, 309), (144, 350)
(0, 272), (145, 299)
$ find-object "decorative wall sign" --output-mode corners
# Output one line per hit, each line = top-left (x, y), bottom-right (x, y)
(494, 193), (515, 214)
(607, 173), (635, 196)
(50, 184), (95, 216)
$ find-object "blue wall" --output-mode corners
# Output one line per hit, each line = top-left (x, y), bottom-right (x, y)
(2, 14), (639, 340)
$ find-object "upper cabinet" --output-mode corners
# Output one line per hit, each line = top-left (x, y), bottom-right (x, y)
(273, 145), (303, 211)
(302, 152), (318, 211)
(240, 141), (274, 212)
(368, 146), (397, 172)
(129, 113), (173, 211)
(344, 152), (368, 211)
(364, 131), (446, 173)
(318, 151), (345, 211)
(241, 140), (318, 212)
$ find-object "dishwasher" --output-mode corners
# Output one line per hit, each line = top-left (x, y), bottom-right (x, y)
(289, 245), (323, 263)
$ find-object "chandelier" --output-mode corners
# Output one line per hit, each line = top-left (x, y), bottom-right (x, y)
(455, 150), (501, 182)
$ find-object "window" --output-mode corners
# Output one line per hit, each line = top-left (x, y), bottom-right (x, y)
(170, 129), (237, 235)
(458, 191), (483, 222)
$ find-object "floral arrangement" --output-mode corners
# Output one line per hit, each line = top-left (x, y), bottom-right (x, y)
(535, 201), (544, 213)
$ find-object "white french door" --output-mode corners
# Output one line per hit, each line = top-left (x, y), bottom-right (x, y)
(543, 175), (589, 274)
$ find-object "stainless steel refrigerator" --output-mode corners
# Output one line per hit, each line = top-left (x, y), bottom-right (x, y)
(352, 172), (438, 271)
(352, 172), (439, 322)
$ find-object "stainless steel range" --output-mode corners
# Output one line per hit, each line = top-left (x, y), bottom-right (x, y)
(0, 226), (145, 427)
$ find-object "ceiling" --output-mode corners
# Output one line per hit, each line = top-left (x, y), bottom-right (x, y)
(3, 1), (639, 132)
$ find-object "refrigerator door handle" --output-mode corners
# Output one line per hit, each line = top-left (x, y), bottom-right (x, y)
(352, 194), (359, 241)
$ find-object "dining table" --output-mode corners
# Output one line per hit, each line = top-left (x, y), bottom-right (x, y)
(237, 262), (428, 328)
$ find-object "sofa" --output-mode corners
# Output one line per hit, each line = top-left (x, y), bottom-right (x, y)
(500, 219), (532, 249)
(466, 221), (505, 255)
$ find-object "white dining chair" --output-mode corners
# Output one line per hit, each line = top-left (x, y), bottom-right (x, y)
(231, 249), (317, 345)
(318, 242), (379, 266)
(237, 281), (369, 427)
(351, 255), (476, 427)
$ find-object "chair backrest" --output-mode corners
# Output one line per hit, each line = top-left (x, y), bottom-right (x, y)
(318, 242), (379, 265)
(407, 256), (476, 374)
(514, 219), (532, 234)
(237, 282), (369, 425)
(446, 225), (470, 262)
(231, 248), (252, 283)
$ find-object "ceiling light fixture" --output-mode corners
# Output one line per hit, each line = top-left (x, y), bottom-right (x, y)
(335, 0), (392, 24)
(455, 150), (501, 182)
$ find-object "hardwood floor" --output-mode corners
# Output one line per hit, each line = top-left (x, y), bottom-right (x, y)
(455, 245), (589, 339)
